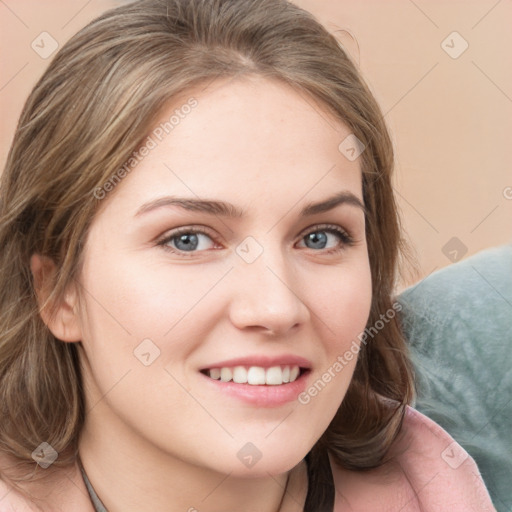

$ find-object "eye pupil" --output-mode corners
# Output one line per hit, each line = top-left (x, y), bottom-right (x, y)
(306, 232), (327, 249)
(164, 228), (344, 255)
(175, 233), (199, 251)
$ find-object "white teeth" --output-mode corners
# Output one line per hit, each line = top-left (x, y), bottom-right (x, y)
(209, 368), (221, 380)
(232, 366), (248, 384)
(206, 365), (302, 385)
(265, 366), (283, 385)
(220, 367), (232, 382)
(247, 366), (266, 385)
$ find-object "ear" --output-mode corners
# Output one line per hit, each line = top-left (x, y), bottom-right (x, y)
(30, 254), (82, 342)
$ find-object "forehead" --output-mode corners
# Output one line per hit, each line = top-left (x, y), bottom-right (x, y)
(99, 75), (363, 217)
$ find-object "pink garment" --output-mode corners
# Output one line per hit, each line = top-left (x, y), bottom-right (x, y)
(0, 406), (496, 511)
(331, 406), (496, 511)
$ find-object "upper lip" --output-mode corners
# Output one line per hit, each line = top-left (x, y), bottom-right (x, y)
(200, 354), (312, 370)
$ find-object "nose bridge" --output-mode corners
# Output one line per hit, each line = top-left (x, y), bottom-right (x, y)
(228, 235), (309, 334)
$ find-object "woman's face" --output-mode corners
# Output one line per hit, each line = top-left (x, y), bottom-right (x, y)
(73, 75), (372, 476)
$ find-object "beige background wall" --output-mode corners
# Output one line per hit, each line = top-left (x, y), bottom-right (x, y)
(1, 0), (511, 289)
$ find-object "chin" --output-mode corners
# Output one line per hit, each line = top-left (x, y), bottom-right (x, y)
(224, 455), (305, 479)
(210, 435), (314, 478)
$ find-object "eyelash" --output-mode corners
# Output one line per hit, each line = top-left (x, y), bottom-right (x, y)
(156, 223), (354, 257)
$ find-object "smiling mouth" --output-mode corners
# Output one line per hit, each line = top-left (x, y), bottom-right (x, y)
(201, 365), (309, 386)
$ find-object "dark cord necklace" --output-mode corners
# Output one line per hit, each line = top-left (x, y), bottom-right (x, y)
(77, 454), (323, 512)
(78, 456), (108, 512)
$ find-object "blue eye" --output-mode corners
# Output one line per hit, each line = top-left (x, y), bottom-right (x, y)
(304, 231), (330, 249)
(157, 224), (353, 257)
(159, 228), (216, 253)
(298, 225), (353, 253)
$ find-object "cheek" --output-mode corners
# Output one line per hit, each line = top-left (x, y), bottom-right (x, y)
(77, 251), (231, 356)
(310, 256), (372, 349)
(296, 256), (372, 408)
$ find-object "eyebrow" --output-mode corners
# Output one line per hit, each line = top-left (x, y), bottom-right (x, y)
(134, 191), (365, 219)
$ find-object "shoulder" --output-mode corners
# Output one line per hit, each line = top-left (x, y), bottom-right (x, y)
(0, 452), (93, 512)
(0, 478), (40, 512)
(0, 450), (40, 512)
(330, 406), (496, 512)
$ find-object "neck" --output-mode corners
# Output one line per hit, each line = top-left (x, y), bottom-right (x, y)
(78, 398), (307, 512)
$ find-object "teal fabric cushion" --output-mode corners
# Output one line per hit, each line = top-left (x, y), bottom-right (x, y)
(399, 245), (512, 512)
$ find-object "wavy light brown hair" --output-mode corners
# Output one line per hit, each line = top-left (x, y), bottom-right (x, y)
(0, 0), (414, 508)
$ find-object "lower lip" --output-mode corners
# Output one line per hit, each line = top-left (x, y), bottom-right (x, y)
(199, 371), (310, 407)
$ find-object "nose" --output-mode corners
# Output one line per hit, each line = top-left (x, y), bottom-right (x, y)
(227, 246), (310, 337)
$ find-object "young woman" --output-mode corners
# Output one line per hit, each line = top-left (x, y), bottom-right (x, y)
(0, 0), (495, 510)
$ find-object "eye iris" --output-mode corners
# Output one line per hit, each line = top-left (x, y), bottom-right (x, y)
(168, 230), (338, 252)
(175, 233), (199, 251)
(306, 231), (328, 249)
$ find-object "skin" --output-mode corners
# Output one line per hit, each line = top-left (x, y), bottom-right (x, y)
(31, 75), (372, 512)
